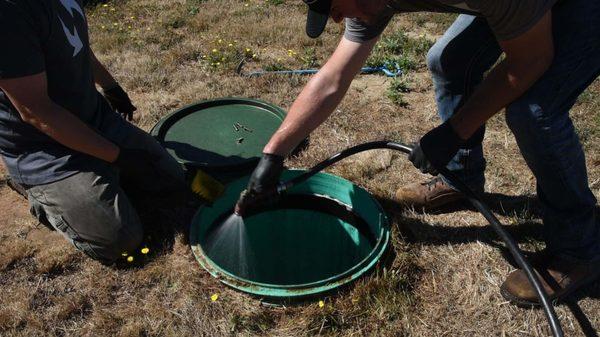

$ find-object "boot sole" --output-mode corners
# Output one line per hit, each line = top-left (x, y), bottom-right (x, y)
(500, 286), (550, 308)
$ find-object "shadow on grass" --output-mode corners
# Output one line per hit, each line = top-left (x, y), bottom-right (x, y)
(566, 300), (600, 337)
(482, 192), (541, 217)
(376, 194), (544, 249)
(564, 261), (600, 337)
(377, 192), (600, 337)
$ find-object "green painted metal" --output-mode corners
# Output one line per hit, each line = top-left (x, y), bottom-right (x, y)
(151, 98), (286, 171)
(190, 170), (390, 299)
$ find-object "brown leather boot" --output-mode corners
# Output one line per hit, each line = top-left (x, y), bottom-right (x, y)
(394, 176), (466, 210)
(500, 253), (600, 306)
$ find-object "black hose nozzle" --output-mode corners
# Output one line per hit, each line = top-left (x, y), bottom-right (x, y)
(234, 186), (282, 217)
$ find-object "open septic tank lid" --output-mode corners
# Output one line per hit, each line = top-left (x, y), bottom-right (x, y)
(190, 170), (390, 300)
(151, 98), (286, 172)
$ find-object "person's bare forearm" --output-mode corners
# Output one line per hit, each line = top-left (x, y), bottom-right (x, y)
(0, 71), (120, 162)
(449, 56), (552, 139)
(90, 49), (118, 89)
(263, 70), (352, 155)
(450, 57), (546, 139)
(449, 12), (554, 140)
(263, 37), (378, 156)
(20, 100), (119, 162)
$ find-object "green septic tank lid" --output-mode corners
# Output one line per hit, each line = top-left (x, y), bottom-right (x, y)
(190, 170), (390, 300)
(151, 98), (286, 171)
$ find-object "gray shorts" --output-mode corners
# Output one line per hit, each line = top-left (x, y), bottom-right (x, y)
(26, 114), (185, 265)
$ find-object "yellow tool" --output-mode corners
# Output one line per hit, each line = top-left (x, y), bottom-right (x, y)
(190, 169), (224, 202)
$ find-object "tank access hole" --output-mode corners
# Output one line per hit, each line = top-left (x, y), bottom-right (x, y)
(200, 194), (376, 285)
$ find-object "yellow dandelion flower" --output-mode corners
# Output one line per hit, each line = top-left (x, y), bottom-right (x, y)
(130, 16), (135, 19)
(127, 256), (134, 263)
(211, 293), (219, 301)
(212, 49), (218, 53)
(216, 62), (221, 65)
(218, 39), (223, 43)
(244, 3), (249, 7)
(252, 53), (257, 58)
(141, 247), (150, 254)
(245, 48), (251, 52)
(128, 25), (132, 29)
(228, 43), (233, 47)
(318, 300), (325, 308)
(102, 3), (108, 7)
(113, 22), (118, 26)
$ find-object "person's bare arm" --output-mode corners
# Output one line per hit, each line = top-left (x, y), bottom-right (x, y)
(263, 36), (379, 156)
(0, 72), (120, 162)
(449, 12), (554, 139)
(90, 49), (118, 89)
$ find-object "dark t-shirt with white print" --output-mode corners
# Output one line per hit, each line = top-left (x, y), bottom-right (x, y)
(0, 0), (115, 185)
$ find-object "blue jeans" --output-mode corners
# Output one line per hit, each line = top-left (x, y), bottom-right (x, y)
(426, 0), (600, 259)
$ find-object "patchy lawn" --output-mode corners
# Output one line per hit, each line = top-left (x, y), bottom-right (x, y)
(1, 0), (599, 336)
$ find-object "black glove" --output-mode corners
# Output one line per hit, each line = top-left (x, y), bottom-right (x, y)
(410, 121), (465, 175)
(234, 153), (284, 215)
(114, 148), (161, 181)
(115, 148), (191, 201)
(247, 153), (284, 193)
(103, 85), (137, 121)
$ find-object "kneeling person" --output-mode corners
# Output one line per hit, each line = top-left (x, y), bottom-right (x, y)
(0, 0), (187, 265)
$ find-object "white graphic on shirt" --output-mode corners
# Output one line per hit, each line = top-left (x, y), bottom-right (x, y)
(58, 0), (85, 57)
(59, 0), (84, 17)
(59, 17), (83, 57)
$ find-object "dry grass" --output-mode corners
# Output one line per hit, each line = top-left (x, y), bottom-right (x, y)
(0, 0), (599, 336)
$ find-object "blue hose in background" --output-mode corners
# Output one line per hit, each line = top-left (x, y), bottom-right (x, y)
(236, 59), (402, 78)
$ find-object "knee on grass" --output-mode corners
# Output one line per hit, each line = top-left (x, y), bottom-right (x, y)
(75, 222), (144, 265)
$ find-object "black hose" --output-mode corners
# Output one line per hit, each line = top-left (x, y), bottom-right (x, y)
(277, 140), (563, 337)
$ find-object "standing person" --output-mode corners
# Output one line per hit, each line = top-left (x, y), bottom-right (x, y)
(0, 0), (188, 265)
(236, 0), (600, 305)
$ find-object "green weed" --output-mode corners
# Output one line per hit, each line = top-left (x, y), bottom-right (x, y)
(186, 0), (205, 15)
(386, 76), (411, 107)
(367, 31), (433, 71)
(202, 39), (256, 71)
(298, 47), (318, 68)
